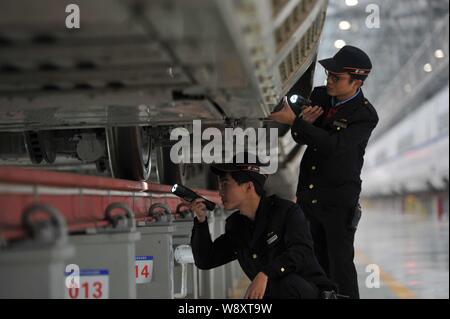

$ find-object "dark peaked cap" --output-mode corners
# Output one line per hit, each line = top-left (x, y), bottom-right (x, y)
(319, 45), (372, 78)
(210, 152), (270, 187)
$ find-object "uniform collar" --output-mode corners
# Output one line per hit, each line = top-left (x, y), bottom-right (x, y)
(323, 89), (365, 126)
(332, 88), (361, 108)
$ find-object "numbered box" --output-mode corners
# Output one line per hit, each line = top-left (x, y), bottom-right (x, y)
(135, 256), (154, 284)
(65, 269), (109, 299)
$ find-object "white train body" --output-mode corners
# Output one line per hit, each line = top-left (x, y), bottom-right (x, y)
(362, 85), (449, 196)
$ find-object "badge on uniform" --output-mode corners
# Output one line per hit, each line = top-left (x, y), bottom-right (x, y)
(267, 232), (278, 245)
(333, 119), (348, 129)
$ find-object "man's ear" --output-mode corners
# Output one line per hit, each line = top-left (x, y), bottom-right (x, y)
(241, 181), (252, 193)
(248, 181), (257, 194)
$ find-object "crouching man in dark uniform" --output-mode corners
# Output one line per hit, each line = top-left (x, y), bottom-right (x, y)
(189, 154), (335, 299)
(270, 46), (379, 299)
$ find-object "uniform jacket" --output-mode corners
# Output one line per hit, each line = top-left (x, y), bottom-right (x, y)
(291, 86), (379, 208)
(191, 195), (334, 290)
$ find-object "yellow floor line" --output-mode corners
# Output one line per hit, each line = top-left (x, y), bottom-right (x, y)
(228, 251), (417, 299)
(355, 249), (417, 299)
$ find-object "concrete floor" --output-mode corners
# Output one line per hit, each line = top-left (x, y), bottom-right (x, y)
(356, 198), (449, 299)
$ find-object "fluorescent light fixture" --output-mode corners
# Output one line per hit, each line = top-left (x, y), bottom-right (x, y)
(339, 21), (352, 31)
(423, 63), (433, 73)
(334, 39), (346, 49)
(435, 49), (445, 59)
(345, 0), (358, 6)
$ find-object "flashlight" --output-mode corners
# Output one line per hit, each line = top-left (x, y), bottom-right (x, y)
(171, 184), (217, 211)
(272, 94), (312, 116)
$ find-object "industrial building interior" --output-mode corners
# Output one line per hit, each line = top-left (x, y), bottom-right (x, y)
(0, 0), (448, 300)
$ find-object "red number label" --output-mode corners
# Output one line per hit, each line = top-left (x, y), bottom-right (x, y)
(82, 282), (89, 298)
(92, 282), (103, 299)
(68, 281), (103, 299)
(141, 265), (149, 278)
(68, 287), (79, 299)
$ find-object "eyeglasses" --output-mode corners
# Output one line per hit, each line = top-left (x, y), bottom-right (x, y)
(325, 70), (349, 83)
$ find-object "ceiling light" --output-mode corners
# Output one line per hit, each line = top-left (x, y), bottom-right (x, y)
(334, 40), (346, 49)
(345, 0), (359, 6)
(423, 63), (433, 73)
(435, 49), (445, 59)
(339, 21), (352, 31)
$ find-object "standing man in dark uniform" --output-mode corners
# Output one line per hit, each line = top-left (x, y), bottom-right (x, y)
(270, 46), (379, 299)
(189, 154), (336, 299)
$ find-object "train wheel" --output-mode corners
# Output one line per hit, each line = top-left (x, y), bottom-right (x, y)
(155, 146), (186, 186)
(106, 126), (151, 181)
(24, 131), (56, 164)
